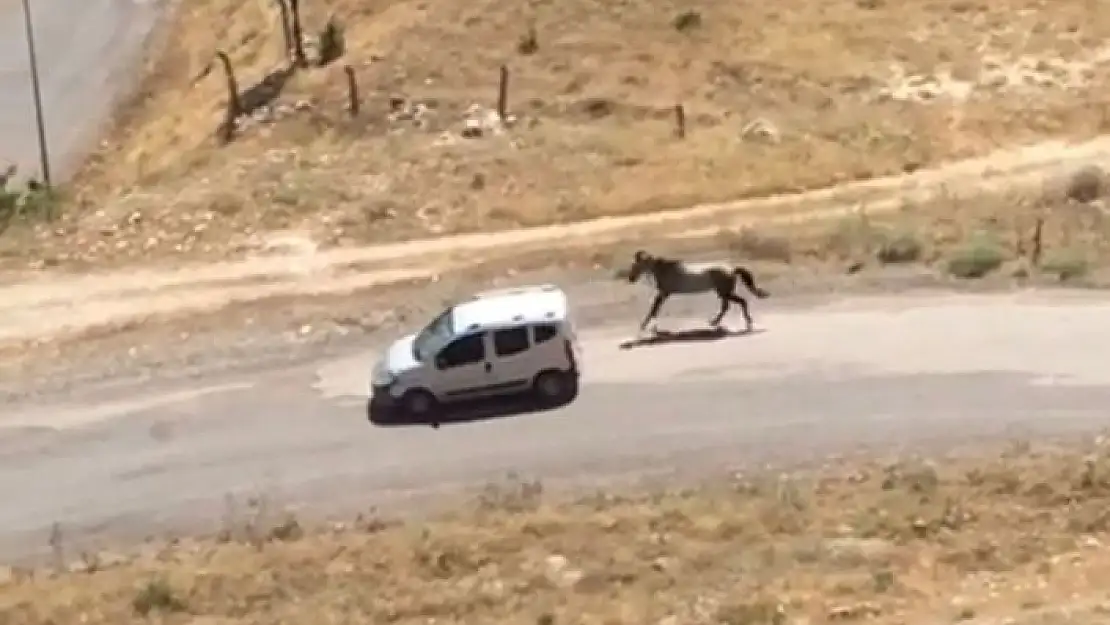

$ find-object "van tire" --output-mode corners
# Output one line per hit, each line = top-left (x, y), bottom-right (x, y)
(532, 370), (576, 406)
(400, 388), (437, 418)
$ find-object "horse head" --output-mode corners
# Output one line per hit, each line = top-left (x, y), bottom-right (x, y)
(626, 250), (654, 283)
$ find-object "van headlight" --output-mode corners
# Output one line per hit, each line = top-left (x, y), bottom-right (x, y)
(371, 364), (396, 388)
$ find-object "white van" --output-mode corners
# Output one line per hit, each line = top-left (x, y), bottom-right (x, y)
(369, 284), (582, 418)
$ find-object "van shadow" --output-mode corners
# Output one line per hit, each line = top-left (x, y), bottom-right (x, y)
(366, 392), (577, 429)
(618, 326), (766, 351)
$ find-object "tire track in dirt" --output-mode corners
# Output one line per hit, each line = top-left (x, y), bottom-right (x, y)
(2, 137), (1108, 347)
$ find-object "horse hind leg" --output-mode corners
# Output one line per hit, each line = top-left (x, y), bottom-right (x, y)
(710, 295), (729, 327)
(728, 294), (753, 331)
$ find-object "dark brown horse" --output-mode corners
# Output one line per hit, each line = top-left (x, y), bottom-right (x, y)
(625, 250), (769, 332)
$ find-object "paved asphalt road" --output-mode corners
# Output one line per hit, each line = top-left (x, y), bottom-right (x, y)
(0, 0), (163, 182)
(3, 289), (1110, 564)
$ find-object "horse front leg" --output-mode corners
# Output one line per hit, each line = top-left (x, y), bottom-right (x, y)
(710, 295), (729, 327)
(640, 293), (668, 333)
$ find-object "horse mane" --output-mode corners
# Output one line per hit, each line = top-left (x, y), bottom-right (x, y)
(651, 255), (682, 271)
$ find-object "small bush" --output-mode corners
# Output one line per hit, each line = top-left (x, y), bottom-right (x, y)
(1039, 249), (1090, 281)
(316, 16), (345, 67)
(1064, 164), (1105, 204)
(945, 234), (1006, 279)
(269, 513), (305, 542)
(0, 175), (61, 234)
(132, 577), (187, 616)
(875, 231), (923, 264)
(517, 25), (538, 55)
(672, 10), (702, 31)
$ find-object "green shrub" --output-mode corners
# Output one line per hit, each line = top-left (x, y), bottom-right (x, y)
(316, 16), (346, 66)
(1039, 249), (1090, 281)
(945, 234), (1006, 279)
(0, 169), (61, 234)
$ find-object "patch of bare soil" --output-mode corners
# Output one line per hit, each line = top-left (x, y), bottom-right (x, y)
(6, 438), (1110, 624)
(3, 0), (1110, 271)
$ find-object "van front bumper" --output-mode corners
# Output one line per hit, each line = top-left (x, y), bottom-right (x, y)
(370, 384), (400, 408)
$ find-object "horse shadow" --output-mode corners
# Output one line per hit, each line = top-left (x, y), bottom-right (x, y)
(366, 391), (576, 429)
(618, 326), (766, 350)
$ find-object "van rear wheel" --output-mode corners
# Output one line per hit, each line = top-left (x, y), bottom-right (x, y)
(532, 370), (576, 406)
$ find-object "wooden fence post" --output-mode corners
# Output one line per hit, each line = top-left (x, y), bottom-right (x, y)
(497, 65), (510, 121)
(1030, 215), (1045, 267)
(214, 50), (242, 144)
(674, 104), (686, 139)
(343, 65), (360, 117)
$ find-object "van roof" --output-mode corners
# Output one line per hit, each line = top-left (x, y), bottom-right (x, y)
(451, 284), (569, 333)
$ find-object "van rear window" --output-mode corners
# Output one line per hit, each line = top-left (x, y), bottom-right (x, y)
(533, 324), (559, 344)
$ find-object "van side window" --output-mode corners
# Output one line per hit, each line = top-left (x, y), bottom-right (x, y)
(493, 327), (530, 356)
(533, 324), (559, 344)
(436, 333), (486, 369)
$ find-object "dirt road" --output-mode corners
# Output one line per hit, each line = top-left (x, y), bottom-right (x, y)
(4, 288), (1110, 565)
(0, 0), (163, 181)
(2, 135), (1107, 348)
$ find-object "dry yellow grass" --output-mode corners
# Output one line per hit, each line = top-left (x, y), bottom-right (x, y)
(7, 438), (1110, 624)
(3, 0), (1110, 271)
(717, 186), (1110, 279)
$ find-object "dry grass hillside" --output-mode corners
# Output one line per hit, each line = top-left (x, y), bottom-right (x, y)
(8, 438), (1110, 624)
(4, 0), (1110, 271)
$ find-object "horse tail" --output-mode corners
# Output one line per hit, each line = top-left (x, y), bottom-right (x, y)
(734, 266), (769, 298)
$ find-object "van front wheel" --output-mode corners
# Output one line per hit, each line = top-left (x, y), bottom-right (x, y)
(532, 370), (576, 406)
(401, 388), (437, 418)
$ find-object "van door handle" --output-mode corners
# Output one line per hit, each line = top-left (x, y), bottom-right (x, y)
(484, 362), (492, 373)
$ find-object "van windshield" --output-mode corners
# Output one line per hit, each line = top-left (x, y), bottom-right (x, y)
(412, 307), (455, 361)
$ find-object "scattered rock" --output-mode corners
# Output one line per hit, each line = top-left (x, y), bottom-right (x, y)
(543, 554), (584, 588)
(387, 97), (436, 129)
(461, 118), (485, 138)
(1080, 535), (1102, 549)
(460, 104), (513, 139)
(651, 556), (674, 572)
(740, 118), (780, 143)
(828, 601), (882, 620)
